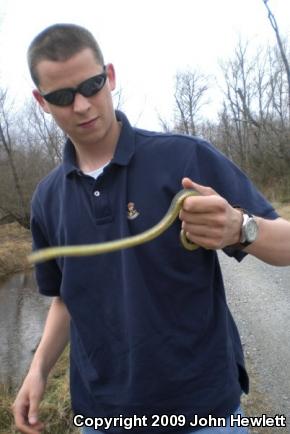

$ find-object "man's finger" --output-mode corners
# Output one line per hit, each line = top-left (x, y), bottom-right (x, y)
(13, 400), (43, 434)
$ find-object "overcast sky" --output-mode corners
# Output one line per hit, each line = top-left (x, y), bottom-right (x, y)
(0, 0), (290, 129)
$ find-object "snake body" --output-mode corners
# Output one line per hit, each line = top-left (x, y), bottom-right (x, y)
(28, 189), (198, 264)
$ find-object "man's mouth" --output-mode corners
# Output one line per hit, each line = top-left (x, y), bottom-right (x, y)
(78, 117), (98, 128)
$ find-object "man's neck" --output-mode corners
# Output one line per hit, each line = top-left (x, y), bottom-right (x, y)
(73, 121), (122, 172)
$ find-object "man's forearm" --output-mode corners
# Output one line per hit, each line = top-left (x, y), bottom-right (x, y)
(246, 217), (290, 266)
(29, 296), (70, 379)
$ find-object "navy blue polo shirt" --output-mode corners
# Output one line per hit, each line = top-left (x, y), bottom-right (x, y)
(31, 111), (278, 433)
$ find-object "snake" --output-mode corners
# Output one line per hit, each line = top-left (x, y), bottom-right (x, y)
(28, 189), (199, 264)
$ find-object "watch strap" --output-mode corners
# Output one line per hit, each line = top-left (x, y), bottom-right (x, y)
(224, 207), (254, 253)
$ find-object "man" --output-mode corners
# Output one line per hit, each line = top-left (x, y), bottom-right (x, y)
(13, 23), (290, 434)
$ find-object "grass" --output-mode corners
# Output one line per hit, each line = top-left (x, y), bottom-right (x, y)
(0, 222), (32, 280)
(1, 350), (287, 434)
(0, 202), (289, 433)
(0, 347), (79, 434)
(275, 203), (290, 220)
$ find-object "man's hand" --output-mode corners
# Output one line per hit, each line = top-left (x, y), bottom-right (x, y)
(180, 177), (243, 250)
(12, 296), (70, 433)
(12, 371), (46, 433)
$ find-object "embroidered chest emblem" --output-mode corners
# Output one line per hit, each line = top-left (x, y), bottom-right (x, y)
(127, 202), (140, 220)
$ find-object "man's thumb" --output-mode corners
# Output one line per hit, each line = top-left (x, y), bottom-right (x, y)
(28, 400), (39, 425)
(182, 177), (216, 196)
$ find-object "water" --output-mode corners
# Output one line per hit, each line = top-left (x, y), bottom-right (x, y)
(0, 271), (51, 389)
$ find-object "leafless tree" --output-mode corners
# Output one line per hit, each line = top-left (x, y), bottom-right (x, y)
(157, 113), (172, 133)
(0, 89), (30, 227)
(25, 99), (64, 165)
(218, 37), (290, 196)
(173, 69), (210, 136)
(262, 0), (290, 121)
(158, 69), (210, 136)
(0, 92), (65, 228)
(113, 86), (125, 111)
(218, 39), (262, 170)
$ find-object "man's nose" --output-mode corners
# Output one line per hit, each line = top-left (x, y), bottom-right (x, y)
(73, 92), (91, 113)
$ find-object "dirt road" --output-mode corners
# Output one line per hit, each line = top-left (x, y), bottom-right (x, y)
(220, 253), (290, 434)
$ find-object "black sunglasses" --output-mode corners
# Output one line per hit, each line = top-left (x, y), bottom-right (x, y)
(41, 66), (107, 106)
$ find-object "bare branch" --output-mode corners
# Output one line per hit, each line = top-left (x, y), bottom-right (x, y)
(173, 69), (210, 135)
(262, 0), (290, 120)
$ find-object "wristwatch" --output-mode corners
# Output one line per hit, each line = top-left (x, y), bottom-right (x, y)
(234, 208), (259, 249)
(224, 208), (258, 254)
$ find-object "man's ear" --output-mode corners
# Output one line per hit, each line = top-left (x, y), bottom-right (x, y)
(106, 63), (116, 92)
(32, 89), (51, 114)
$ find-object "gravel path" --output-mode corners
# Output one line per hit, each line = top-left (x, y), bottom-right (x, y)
(219, 252), (290, 434)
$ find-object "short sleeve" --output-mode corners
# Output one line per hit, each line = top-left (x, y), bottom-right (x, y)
(31, 195), (62, 296)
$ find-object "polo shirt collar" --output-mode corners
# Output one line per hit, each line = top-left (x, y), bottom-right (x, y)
(62, 110), (136, 176)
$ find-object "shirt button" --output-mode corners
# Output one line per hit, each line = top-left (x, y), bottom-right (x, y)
(93, 190), (101, 197)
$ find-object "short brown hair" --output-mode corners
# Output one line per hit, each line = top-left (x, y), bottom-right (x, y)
(27, 23), (105, 86)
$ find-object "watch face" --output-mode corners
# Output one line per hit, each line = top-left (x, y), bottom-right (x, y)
(245, 218), (258, 242)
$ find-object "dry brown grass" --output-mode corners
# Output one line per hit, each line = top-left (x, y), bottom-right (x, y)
(0, 348), (79, 434)
(276, 204), (290, 221)
(0, 222), (32, 279)
(1, 354), (284, 434)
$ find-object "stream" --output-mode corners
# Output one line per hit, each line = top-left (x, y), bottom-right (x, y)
(0, 271), (51, 389)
